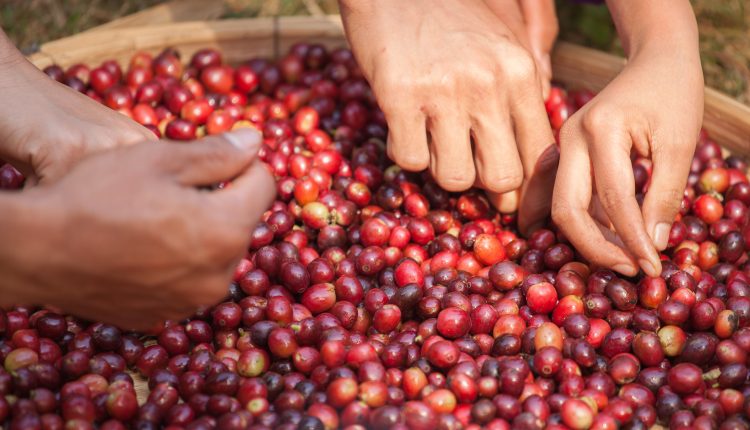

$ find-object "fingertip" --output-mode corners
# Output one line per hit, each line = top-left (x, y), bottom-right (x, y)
(612, 263), (639, 277)
(223, 160), (277, 214)
(638, 257), (662, 278)
(385, 115), (429, 172)
(488, 190), (519, 214)
(650, 222), (672, 251)
(222, 128), (262, 153)
(392, 146), (430, 172)
(257, 163), (278, 204)
(431, 159), (475, 192)
(434, 176), (474, 193)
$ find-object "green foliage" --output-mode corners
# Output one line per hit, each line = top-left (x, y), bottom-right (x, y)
(555, 1), (618, 52)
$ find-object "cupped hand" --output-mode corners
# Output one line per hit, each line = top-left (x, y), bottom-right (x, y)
(4, 129), (275, 330)
(0, 54), (155, 184)
(552, 52), (703, 277)
(340, 0), (557, 232)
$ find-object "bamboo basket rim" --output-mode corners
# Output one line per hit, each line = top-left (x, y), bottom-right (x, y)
(25, 15), (750, 157)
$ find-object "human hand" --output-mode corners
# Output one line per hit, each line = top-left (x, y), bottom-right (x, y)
(340, 0), (557, 232)
(0, 129), (275, 330)
(486, 0), (558, 99)
(0, 36), (155, 185)
(552, 38), (703, 276)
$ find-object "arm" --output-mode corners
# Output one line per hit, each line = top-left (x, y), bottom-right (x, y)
(608, 0), (700, 60)
(0, 29), (155, 184)
(0, 130), (275, 331)
(553, 0), (702, 276)
(339, 0), (557, 232)
(0, 29), (277, 329)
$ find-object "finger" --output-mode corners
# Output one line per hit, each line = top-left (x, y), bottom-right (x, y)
(23, 173), (40, 188)
(428, 112), (475, 192)
(589, 126), (661, 276)
(484, 0), (527, 47)
(539, 54), (552, 100)
(135, 124), (159, 142)
(642, 141), (692, 250)
(518, 0), (558, 59)
(384, 104), (429, 172)
(472, 114), (523, 194)
(553, 122), (638, 276)
(518, 0), (557, 96)
(212, 159), (277, 231)
(517, 143), (559, 234)
(487, 190), (519, 214)
(590, 193), (613, 228)
(509, 73), (558, 234)
(162, 129), (262, 186)
(117, 120), (158, 144)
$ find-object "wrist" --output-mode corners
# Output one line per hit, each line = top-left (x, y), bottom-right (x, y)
(0, 190), (64, 306)
(626, 31), (700, 67)
(0, 31), (40, 86)
(607, 0), (699, 61)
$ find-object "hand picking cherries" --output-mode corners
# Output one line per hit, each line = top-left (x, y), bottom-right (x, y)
(0, 44), (749, 430)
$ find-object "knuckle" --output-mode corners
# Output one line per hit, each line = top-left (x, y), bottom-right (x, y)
(500, 48), (537, 84)
(469, 67), (496, 91)
(581, 105), (625, 135)
(431, 69), (459, 94)
(551, 199), (573, 226)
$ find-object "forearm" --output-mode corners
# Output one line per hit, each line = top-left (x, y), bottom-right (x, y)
(0, 28), (40, 87)
(606, 0), (699, 61)
(0, 28), (49, 164)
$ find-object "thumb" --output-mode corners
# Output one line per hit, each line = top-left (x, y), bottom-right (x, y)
(487, 189), (520, 214)
(160, 128), (262, 186)
(642, 144), (692, 251)
(518, 0), (558, 97)
(519, 0), (558, 55)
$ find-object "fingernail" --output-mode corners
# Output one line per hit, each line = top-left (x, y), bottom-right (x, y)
(638, 258), (660, 277)
(652, 222), (671, 250)
(224, 129), (261, 151)
(612, 263), (636, 276)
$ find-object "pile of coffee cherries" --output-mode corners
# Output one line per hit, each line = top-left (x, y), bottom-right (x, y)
(1, 43), (749, 430)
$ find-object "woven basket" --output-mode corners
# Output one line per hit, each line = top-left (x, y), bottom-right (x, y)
(24, 13), (750, 404)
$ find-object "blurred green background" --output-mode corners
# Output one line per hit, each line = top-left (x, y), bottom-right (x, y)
(2, 0), (748, 105)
